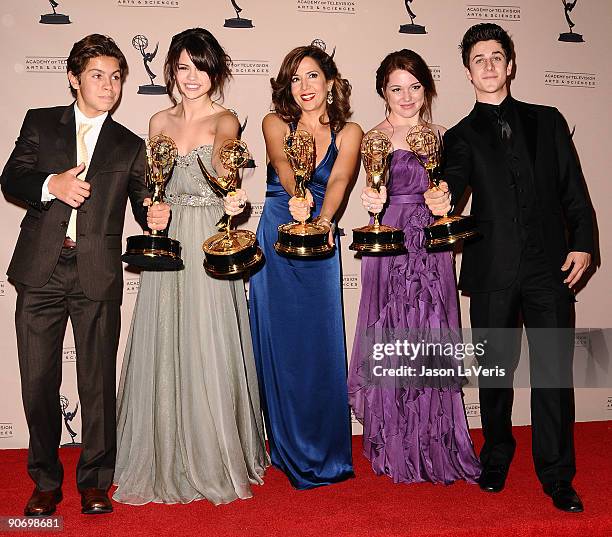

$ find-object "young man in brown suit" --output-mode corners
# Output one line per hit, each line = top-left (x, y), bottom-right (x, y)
(1, 34), (170, 516)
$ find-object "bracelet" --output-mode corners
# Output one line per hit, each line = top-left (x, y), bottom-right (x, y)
(316, 216), (333, 228)
(315, 216), (336, 236)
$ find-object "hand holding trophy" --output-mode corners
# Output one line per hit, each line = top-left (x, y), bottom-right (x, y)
(122, 134), (184, 270)
(349, 130), (405, 253)
(197, 139), (263, 277)
(406, 124), (477, 249)
(274, 129), (334, 257)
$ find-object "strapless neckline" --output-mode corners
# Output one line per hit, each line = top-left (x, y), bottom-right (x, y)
(176, 144), (213, 158)
(391, 148), (417, 156)
(175, 144), (213, 168)
(177, 144), (213, 158)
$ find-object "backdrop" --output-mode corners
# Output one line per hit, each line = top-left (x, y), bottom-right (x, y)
(0, 0), (610, 447)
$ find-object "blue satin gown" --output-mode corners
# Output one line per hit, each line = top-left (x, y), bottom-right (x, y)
(249, 128), (354, 489)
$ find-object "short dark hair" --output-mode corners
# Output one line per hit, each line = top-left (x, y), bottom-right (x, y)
(375, 49), (437, 123)
(164, 28), (232, 106)
(67, 34), (128, 98)
(460, 23), (513, 68)
(271, 45), (352, 133)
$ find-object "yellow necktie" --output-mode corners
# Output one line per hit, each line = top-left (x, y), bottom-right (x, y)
(67, 123), (93, 241)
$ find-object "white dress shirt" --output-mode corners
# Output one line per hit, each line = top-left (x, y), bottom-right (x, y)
(41, 103), (108, 203)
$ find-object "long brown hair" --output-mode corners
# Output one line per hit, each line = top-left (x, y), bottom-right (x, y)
(375, 49), (437, 122)
(164, 28), (232, 105)
(271, 45), (352, 133)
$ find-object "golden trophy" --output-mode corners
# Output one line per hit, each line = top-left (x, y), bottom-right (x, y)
(196, 139), (263, 277)
(122, 134), (183, 270)
(406, 124), (478, 249)
(274, 130), (334, 257)
(349, 130), (405, 253)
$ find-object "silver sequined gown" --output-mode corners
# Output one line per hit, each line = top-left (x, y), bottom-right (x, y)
(113, 145), (269, 505)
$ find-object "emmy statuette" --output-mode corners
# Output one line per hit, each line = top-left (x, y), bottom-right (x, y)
(274, 130), (334, 258)
(406, 124), (478, 249)
(122, 135), (184, 270)
(349, 130), (405, 254)
(196, 140), (263, 277)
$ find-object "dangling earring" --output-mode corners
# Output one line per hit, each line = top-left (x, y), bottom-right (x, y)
(327, 90), (333, 105)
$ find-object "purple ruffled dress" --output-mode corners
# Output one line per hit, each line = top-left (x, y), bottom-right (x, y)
(348, 149), (481, 484)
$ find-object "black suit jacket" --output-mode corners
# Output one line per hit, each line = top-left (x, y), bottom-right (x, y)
(1, 105), (149, 301)
(443, 98), (594, 293)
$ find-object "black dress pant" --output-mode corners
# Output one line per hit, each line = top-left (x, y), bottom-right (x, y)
(470, 238), (576, 484)
(14, 248), (120, 491)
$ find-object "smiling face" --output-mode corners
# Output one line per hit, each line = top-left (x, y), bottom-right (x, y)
(384, 69), (425, 124)
(465, 39), (513, 103)
(174, 49), (212, 101)
(290, 56), (333, 114)
(68, 55), (122, 117)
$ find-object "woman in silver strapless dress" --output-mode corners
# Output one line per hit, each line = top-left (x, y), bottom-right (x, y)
(113, 28), (268, 506)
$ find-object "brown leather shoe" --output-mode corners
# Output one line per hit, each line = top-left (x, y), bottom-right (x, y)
(24, 487), (62, 516)
(80, 488), (113, 515)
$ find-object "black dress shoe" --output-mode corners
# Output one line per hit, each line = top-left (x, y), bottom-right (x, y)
(24, 487), (62, 516)
(543, 481), (584, 513)
(478, 465), (508, 493)
(80, 488), (113, 515)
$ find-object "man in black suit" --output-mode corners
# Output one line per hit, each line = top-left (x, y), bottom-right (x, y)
(425, 23), (593, 513)
(1, 34), (170, 516)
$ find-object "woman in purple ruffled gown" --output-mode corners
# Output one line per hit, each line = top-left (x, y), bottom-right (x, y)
(348, 49), (481, 484)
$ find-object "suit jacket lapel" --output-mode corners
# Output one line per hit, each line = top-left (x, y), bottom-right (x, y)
(469, 105), (508, 172)
(515, 99), (538, 168)
(86, 115), (117, 181)
(56, 105), (76, 170)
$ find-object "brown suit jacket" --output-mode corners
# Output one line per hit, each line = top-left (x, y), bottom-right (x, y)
(1, 105), (149, 301)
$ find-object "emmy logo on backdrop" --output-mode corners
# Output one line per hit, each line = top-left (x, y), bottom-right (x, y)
(133, 35), (167, 95)
(40, 0), (70, 24)
(224, 0), (254, 28)
(559, 0), (584, 42)
(60, 396), (80, 447)
(399, 0), (426, 34)
(311, 39), (336, 59)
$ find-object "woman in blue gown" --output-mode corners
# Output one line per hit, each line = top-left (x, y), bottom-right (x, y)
(249, 45), (362, 489)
